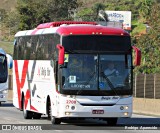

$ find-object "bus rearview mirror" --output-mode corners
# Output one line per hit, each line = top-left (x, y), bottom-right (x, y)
(56, 44), (65, 65)
(132, 46), (141, 66)
(6, 54), (13, 69)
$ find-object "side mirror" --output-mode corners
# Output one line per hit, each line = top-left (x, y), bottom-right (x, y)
(56, 44), (65, 65)
(132, 46), (141, 66)
(6, 54), (13, 69)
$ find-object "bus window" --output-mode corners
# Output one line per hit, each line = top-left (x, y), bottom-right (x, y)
(0, 55), (7, 83)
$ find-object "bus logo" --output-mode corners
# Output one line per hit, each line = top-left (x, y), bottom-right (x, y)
(101, 96), (111, 100)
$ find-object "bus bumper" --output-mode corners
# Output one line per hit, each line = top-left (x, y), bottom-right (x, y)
(56, 104), (132, 118)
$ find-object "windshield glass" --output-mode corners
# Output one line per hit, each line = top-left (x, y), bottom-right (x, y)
(61, 54), (132, 95)
(99, 55), (132, 91)
(62, 35), (131, 53)
(0, 55), (7, 83)
(62, 54), (97, 90)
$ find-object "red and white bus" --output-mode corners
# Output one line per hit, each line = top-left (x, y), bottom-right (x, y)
(13, 21), (141, 125)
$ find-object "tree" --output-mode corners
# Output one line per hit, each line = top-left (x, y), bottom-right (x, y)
(92, 3), (106, 21)
(138, 0), (154, 23)
(76, 2), (107, 21)
(135, 2), (160, 74)
(0, 9), (7, 22)
(16, 0), (80, 30)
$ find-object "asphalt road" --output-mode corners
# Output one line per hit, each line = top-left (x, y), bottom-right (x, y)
(0, 101), (160, 132)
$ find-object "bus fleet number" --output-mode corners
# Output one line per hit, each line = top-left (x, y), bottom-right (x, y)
(66, 100), (76, 104)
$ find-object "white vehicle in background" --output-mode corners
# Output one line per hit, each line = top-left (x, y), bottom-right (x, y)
(0, 48), (13, 105)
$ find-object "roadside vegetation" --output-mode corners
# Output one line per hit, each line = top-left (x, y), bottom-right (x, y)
(0, 0), (159, 73)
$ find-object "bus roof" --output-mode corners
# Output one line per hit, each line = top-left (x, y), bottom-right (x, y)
(15, 22), (129, 37)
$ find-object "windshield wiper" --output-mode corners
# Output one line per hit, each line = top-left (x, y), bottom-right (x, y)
(65, 50), (80, 54)
(76, 71), (96, 95)
(100, 72), (118, 96)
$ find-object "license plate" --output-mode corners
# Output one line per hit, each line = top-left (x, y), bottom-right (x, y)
(92, 110), (104, 114)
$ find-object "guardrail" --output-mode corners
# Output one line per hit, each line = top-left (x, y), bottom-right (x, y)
(133, 74), (160, 99)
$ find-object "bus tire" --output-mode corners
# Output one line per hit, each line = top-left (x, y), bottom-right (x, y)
(106, 118), (118, 126)
(51, 116), (61, 125)
(47, 98), (51, 120)
(23, 98), (33, 119)
(0, 102), (1, 106)
(47, 98), (61, 124)
(33, 113), (41, 119)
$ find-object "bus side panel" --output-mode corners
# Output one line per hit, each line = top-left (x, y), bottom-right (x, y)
(13, 60), (30, 110)
(27, 60), (56, 114)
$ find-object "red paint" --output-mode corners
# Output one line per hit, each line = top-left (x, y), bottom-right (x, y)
(56, 90), (60, 94)
(30, 105), (38, 112)
(25, 89), (30, 109)
(36, 21), (97, 29)
(56, 25), (129, 36)
(31, 29), (39, 35)
(132, 46), (141, 66)
(66, 100), (76, 104)
(56, 44), (65, 65)
(14, 60), (29, 109)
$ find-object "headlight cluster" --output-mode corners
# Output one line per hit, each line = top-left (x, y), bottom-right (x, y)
(65, 105), (76, 110)
(120, 106), (129, 110)
(120, 106), (129, 116)
(0, 89), (8, 94)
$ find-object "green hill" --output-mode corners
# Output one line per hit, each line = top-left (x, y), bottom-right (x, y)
(0, 0), (16, 11)
(0, 41), (13, 55)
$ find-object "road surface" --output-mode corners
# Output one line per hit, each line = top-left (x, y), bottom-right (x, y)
(0, 101), (160, 132)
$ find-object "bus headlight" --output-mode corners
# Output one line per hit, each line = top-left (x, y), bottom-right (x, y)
(71, 106), (75, 110)
(65, 112), (70, 115)
(120, 106), (124, 110)
(66, 105), (69, 109)
(125, 106), (129, 110)
(1, 89), (8, 94)
(124, 112), (128, 116)
(120, 106), (129, 110)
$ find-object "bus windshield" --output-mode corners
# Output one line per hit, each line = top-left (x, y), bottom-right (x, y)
(0, 55), (7, 83)
(61, 54), (132, 96)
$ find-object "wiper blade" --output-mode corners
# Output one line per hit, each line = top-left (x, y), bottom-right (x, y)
(76, 71), (96, 95)
(101, 72), (118, 96)
(65, 50), (80, 54)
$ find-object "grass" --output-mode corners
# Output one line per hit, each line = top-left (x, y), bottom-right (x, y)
(0, 41), (14, 56)
(131, 22), (146, 36)
(0, 0), (16, 11)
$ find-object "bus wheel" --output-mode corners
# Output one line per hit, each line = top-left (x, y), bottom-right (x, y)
(51, 116), (61, 125)
(0, 102), (1, 106)
(23, 98), (33, 119)
(105, 118), (118, 126)
(47, 99), (61, 124)
(47, 99), (51, 120)
(33, 113), (41, 119)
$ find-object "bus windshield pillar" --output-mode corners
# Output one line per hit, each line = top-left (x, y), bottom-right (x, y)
(56, 44), (65, 65)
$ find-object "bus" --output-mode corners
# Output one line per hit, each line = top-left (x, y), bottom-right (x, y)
(13, 21), (141, 125)
(0, 48), (13, 105)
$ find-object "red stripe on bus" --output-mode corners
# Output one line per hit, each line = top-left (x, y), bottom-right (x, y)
(31, 29), (39, 35)
(30, 105), (38, 112)
(56, 90), (60, 94)
(14, 60), (29, 109)
(25, 89), (30, 109)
